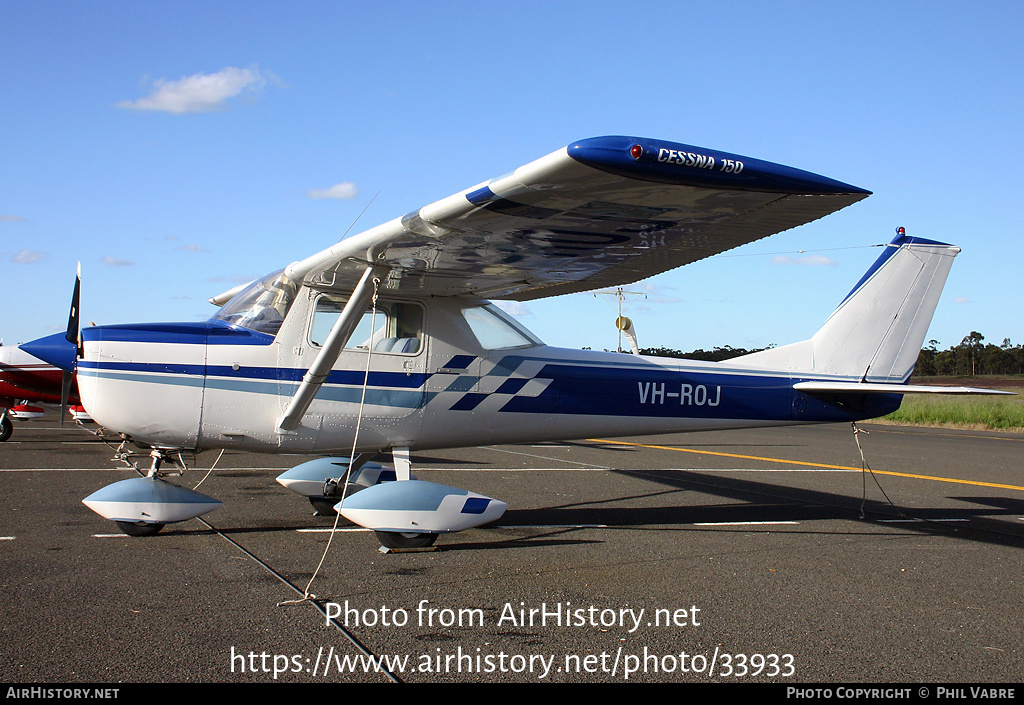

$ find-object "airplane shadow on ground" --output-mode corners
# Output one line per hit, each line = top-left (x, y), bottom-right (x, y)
(144, 468), (1024, 553)
(477, 468), (1024, 552)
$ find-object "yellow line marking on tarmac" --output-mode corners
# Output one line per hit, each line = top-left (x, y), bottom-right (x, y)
(864, 426), (1024, 442)
(589, 439), (1024, 493)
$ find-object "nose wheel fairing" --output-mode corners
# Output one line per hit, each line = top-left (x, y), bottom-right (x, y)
(82, 449), (222, 536)
(82, 476), (222, 533)
(277, 451), (507, 548)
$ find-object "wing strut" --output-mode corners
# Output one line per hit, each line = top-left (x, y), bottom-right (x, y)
(277, 266), (381, 432)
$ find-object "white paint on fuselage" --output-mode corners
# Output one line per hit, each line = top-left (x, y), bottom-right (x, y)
(79, 289), (809, 455)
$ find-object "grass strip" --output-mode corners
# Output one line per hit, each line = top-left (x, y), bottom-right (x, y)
(880, 391), (1024, 432)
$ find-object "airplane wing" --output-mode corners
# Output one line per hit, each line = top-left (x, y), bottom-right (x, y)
(286, 136), (871, 300)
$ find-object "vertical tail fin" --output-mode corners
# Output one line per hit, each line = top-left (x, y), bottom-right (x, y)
(733, 231), (960, 382)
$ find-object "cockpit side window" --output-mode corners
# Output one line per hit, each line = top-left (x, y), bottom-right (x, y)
(310, 296), (423, 354)
(212, 270), (298, 336)
(461, 304), (541, 350)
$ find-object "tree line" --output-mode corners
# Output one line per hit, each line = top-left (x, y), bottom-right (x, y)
(639, 332), (1024, 377)
(637, 345), (770, 361)
(913, 332), (1024, 377)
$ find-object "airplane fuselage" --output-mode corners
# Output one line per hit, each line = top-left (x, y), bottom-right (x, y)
(0, 344), (74, 407)
(77, 291), (899, 454)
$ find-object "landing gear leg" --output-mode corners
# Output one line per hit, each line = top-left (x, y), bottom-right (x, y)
(309, 453), (375, 516)
(146, 449), (167, 478)
(0, 412), (12, 442)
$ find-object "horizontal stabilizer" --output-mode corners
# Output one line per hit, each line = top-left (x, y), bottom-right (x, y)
(794, 381), (1016, 396)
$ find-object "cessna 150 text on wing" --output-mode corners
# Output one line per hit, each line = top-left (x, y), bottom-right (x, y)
(22, 135), (1006, 548)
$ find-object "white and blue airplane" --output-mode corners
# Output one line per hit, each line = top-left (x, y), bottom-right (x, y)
(22, 136), (1006, 548)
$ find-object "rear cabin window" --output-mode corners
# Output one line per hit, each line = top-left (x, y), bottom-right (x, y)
(310, 297), (423, 354)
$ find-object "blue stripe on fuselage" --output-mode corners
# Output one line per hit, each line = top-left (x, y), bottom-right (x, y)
(82, 321), (274, 345)
(80, 360), (429, 389)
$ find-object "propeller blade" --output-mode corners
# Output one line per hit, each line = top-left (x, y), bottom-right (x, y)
(62, 263), (80, 426)
(60, 370), (73, 427)
(65, 263), (81, 346)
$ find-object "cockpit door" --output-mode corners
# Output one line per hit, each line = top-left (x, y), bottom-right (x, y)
(304, 295), (427, 450)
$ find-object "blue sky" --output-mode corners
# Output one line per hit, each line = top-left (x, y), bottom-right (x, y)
(2, 1), (1022, 354)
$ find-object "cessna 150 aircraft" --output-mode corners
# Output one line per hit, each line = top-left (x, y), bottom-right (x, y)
(0, 342), (87, 442)
(22, 135), (1006, 548)
(2, 269), (88, 441)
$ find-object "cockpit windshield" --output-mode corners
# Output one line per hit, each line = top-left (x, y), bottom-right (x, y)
(211, 269), (298, 336)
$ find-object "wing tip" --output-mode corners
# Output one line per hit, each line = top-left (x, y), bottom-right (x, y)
(567, 135), (870, 196)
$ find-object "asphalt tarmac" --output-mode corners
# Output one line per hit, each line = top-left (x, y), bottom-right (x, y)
(1, 419), (1022, 684)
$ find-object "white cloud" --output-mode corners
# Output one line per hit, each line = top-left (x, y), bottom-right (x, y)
(309, 182), (359, 200)
(177, 243), (208, 253)
(102, 255), (134, 267)
(1, 214), (28, 222)
(10, 250), (47, 264)
(493, 301), (533, 317)
(207, 274), (258, 284)
(771, 254), (837, 266)
(634, 281), (683, 305)
(117, 66), (269, 114)
(953, 296), (973, 304)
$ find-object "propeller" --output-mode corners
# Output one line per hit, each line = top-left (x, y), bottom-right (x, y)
(59, 264), (81, 426)
(17, 265), (81, 418)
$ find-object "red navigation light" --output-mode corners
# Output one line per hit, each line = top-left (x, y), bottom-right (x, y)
(629, 144), (643, 160)
(897, 226), (906, 235)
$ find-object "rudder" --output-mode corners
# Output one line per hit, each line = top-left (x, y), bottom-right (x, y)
(733, 231), (960, 382)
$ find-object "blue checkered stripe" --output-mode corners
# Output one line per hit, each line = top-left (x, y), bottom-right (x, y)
(433, 355), (553, 412)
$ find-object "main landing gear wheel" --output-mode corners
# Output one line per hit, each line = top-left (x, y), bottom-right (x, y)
(375, 531), (438, 549)
(115, 521), (165, 537)
(0, 416), (12, 442)
(309, 497), (339, 516)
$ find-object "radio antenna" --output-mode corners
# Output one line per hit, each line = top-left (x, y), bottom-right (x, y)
(339, 190), (381, 241)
